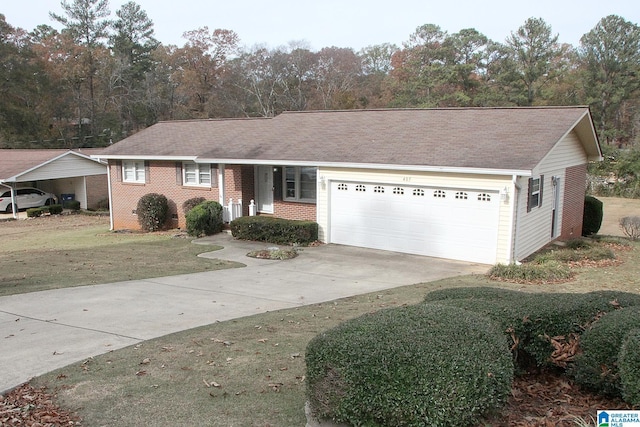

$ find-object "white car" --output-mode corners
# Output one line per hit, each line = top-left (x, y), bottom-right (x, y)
(0, 187), (58, 213)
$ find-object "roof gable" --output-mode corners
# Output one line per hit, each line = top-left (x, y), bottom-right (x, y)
(0, 149), (106, 183)
(98, 107), (601, 172)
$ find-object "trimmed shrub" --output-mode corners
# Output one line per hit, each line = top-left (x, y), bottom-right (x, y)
(63, 199), (81, 210)
(26, 207), (44, 218)
(582, 195), (603, 236)
(619, 329), (640, 406)
(571, 306), (640, 397)
(95, 198), (109, 211)
(136, 193), (169, 232)
(182, 197), (206, 215)
(306, 304), (513, 427)
(185, 201), (223, 237)
(230, 216), (318, 245)
(424, 287), (640, 371)
(47, 204), (63, 215)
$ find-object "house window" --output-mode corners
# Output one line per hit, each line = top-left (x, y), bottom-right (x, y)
(283, 166), (317, 202)
(183, 162), (211, 186)
(123, 161), (145, 183)
(527, 176), (544, 212)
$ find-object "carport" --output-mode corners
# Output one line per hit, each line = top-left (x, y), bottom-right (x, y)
(0, 149), (108, 218)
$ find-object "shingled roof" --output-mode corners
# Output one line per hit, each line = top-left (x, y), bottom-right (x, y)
(97, 107), (601, 172)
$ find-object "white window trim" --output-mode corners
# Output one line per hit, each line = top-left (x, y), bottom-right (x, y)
(123, 161), (145, 183)
(283, 166), (317, 203)
(182, 162), (212, 187)
(530, 177), (541, 208)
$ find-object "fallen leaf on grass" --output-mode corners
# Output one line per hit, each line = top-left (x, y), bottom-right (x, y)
(135, 370), (147, 376)
(140, 358), (151, 365)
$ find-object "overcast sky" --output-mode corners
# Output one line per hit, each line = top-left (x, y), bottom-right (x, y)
(3, 0), (639, 50)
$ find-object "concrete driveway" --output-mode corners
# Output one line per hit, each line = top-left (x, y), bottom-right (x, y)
(0, 233), (488, 393)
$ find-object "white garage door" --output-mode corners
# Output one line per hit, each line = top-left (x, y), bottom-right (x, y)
(329, 181), (500, 264)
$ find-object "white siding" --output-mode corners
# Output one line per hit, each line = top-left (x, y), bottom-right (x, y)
(317, 167), (515, 263)
(18, 154), (106, 182)
(515, 131), (587, 260)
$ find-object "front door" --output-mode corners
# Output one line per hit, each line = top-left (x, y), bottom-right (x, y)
(257, 165), (274, 213)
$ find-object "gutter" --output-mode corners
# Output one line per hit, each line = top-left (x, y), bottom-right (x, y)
(0, 182), (17, 219)
(507, 175), (522, 264)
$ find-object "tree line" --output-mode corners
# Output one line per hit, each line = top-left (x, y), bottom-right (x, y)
(1, 0), (639, 149)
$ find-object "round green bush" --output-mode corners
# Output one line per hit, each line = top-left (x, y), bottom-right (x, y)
(305, 303), (514, 427)
(136, 193), (169, 232)
(571, 306), (640, 397)
(619, 329), (640, 406)
(185, 200), (223, 236)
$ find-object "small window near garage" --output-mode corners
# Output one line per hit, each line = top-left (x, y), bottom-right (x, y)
(283, 166), (317, 202)
(338, 183), (348, 191)
(393, 187), (404, 195)
(412, 189), (425, 196)
(478, 193), (491, 202)
(527, 176), (544, 212)
(355, 184), (366, 192)
(122, 161), (145, 183)
(374, 185), (385, 193)
(455, 192), (468, 200)
(434, 190), (446, 198)
(183, 162), (211, 187)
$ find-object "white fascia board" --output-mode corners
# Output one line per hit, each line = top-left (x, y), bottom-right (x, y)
(91, 155), (198, 161)
(197, 158), (531, 177)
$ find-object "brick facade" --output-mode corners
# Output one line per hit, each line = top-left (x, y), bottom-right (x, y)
(109, 161), (316, 230)
(560, 163), (587, 240)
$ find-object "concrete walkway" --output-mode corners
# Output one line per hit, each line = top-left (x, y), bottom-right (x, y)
(0, 233), (488, 393)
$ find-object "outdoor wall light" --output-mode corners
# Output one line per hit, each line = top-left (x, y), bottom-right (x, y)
(500, 186), (509, 201)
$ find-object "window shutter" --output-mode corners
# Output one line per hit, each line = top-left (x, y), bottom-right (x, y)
(211, 164), (218, 187)
(144, 161), (150, 184)
(526, 177), (533, 213)
(115, 160), (122, 182)
(176, 162), (183, 185)
(539, 175), (544, 208)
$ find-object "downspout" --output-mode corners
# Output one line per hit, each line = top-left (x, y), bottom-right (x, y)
(507, 175), (521, 264)
(106, 163), (114, 230)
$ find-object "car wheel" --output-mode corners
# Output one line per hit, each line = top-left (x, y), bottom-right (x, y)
(5, 204), (13, 214)
(45, 198), (54, 206)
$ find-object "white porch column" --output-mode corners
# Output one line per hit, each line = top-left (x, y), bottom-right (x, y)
(218, 164), (225, 205)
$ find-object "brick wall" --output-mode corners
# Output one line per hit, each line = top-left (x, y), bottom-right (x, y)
(273, 200), (317, 221)
(110, 161), (316, 230)
(560, 163), (587, 240)
(110, 160), (218, 230)
(85, 174), (109, 209)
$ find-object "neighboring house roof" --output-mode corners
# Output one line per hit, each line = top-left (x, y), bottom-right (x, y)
(0, 149), (106, 183)
(96, 107), (602, 173)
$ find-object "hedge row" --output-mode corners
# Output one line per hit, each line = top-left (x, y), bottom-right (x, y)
(306, 287), (640, 426)
(424, 287), (640, 371)
(230, 216), (318, 245)
(26, 204), (63, 217)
